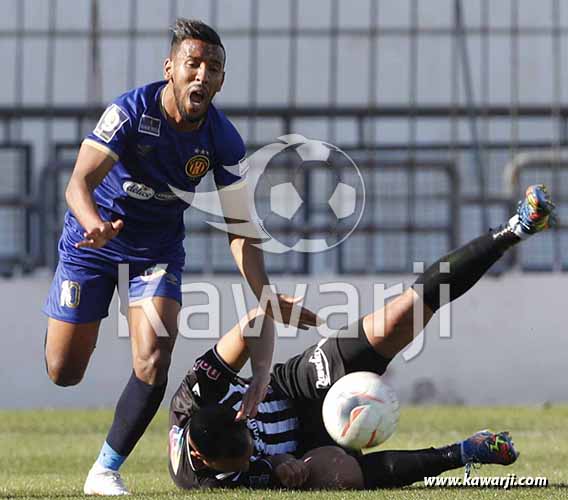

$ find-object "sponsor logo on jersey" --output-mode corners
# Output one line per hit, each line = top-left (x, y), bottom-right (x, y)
(154, 191), (178, 202)
(247, 418), (265, 453)
(93, 104), (129, 143)
(308, 339), (331, 389)
(60, 280), (81, 308)
(193, 359), (221, 380)
(123, 181), (155, 200)
(138, 114), (161, 137)
(185, 154), (210, 179)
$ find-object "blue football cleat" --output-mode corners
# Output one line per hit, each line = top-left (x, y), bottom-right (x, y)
(461, 430), (519, 466)
(509, 184), (555, 238)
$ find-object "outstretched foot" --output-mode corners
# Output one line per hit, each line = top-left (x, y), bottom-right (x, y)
(509, 184), (555, 238)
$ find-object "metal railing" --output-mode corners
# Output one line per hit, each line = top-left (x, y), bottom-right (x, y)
(0, 106), (563, 275)
(1, 0), (568, 274)
(0, 143), (34, 276)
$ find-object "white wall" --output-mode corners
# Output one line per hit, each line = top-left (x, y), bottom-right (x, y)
(1, 271), (566, 408)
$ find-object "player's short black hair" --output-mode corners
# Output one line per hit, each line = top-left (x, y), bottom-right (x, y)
(189, 405), (250, 460)
(169, 18), (225, 59)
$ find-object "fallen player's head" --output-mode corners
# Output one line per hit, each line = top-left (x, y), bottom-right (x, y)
(165, 18), (226, 123)
(188, 405), (254, 472)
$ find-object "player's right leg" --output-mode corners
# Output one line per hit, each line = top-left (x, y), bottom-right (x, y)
(359, 183), (555, 361)
(43, 260), (116, 386)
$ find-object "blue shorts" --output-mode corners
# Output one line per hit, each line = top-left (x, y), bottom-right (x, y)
(44, 211), (185, 324)
(43, 259), (182, 324)
(43, 213), (185, 323)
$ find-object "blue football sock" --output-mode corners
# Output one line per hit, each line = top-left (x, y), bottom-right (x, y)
(96, 441), (127, 471)
(105, 371), (167, 462)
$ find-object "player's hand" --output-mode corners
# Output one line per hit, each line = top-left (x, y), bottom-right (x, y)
(75, 220), (124, 249)
(236, 372), (270, 421)
(268, 294), (321, 331)
(274, 458), (311, 488)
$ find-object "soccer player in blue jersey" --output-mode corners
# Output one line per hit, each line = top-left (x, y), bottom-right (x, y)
(42, 19), (317, 496)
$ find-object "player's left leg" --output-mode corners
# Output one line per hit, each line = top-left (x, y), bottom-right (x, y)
(85, 265), (182, 496)
(301, 431), (518, 490)
(355, 430), (518, 489)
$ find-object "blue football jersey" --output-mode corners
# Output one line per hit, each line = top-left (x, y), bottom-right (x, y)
(67, 80), (245, 261)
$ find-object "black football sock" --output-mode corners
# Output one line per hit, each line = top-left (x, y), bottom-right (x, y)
(104, 371), (167, 461)
(413, 225), (519, 312)
(356, 444), (463, 488)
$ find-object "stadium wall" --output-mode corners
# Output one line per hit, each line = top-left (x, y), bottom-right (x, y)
(2, 272), (565, 409)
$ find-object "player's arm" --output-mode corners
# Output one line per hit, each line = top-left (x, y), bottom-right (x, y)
(264, 454), (310, 488)
(216, 181), (272, 300)
(213, 117), (319, 329)
(217, 182), (319, 330)
(216, 309), (274, 419)
(66, 142), (124, 248)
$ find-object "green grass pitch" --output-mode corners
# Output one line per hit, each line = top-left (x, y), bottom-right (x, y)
(2, 406), (567, 499)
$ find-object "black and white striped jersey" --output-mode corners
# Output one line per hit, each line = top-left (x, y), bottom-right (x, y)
(168, 346), (300, 489)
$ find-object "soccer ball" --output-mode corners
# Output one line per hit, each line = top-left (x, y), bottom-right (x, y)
(322, 371), (400, 450)
(253, 135), (365, 253)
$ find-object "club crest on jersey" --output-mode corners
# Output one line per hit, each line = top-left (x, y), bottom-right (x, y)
(94, 104), (129, 143)
(185, 154), (210, 179)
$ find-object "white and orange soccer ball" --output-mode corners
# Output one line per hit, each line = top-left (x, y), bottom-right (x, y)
(322, 371), (400, 450)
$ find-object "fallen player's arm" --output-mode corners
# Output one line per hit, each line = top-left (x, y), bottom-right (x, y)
(215, 309), (274, 373)
(216, 310), (274, 418)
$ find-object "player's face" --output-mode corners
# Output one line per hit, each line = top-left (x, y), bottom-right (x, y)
(165, 38), (225, 123)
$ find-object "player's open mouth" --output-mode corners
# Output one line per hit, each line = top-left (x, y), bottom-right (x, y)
(189, 89), (206, 108)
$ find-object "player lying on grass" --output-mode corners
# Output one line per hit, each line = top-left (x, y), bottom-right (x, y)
(168, 185), (554, 489)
